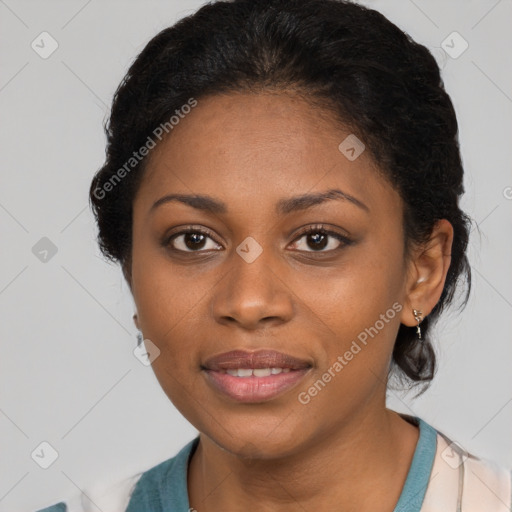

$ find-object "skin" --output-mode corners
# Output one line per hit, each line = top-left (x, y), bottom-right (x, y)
(127, 91), (453, 512)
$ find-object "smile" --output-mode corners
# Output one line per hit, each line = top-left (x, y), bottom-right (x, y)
(221, 367), (291, 377)
(201, 349), (312, 403)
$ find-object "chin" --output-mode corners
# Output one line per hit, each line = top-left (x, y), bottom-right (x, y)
(202, 417), (309, 461)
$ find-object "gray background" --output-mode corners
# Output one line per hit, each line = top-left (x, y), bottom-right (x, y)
(1, 0), (511, 510)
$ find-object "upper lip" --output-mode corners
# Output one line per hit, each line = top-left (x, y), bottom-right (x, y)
(203, 350), (312, 371)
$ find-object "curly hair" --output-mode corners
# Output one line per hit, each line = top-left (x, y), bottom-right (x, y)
(89, 0), (471, 391)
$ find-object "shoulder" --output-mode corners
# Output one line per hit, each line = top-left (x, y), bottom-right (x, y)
(125, 436), (199, 511)
(34, 437), (199, 512)
(34, 472), (142, 512)
(422, 425), (512, 512)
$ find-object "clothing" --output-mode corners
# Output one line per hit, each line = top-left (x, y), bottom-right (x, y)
(36, 415), (512, 512)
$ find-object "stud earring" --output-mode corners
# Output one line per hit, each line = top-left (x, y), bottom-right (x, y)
(412, 309), (423, 342)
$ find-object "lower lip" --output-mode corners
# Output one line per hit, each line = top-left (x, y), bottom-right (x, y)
(203, 369), (310, 403)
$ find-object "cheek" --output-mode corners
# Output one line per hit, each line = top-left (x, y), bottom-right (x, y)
(131, 224), (207, 331)
(296, 252), (405, 337)
(292, 238), (406, 392)
(130, 244), (202, 392)
(300, 276), (401, 382)
(134, 268), (210, 417)
(133, 268), (208, 363)
(293, 269), (404, 424)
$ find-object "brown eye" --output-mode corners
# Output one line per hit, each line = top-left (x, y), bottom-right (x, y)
(289, 225), (352, 253)
(306, 232), (329, 250)
(166, 229), (222, 252)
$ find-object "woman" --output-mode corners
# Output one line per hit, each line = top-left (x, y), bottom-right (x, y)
(37, 0), (511, 510)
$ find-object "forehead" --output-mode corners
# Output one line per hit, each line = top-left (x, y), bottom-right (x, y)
(136, 91), (395, 215)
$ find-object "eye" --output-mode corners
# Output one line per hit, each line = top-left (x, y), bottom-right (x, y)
(163, 224), (352, 254)
(289, 224), (352, 253)
(165, 227), (223, 253)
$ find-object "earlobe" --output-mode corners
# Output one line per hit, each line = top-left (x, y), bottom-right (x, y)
(401, 219), (454, 327)
(133, 313), (140, 330)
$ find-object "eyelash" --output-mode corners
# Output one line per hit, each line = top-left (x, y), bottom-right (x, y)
(163, 224), (353, 255)
(293, 224), (353, 252)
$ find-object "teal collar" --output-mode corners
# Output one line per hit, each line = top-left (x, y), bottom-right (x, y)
(393, 415), (438, 512)
(126, 415), (437, 512)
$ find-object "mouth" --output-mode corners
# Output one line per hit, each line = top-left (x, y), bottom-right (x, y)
(201, 350), (312, 403)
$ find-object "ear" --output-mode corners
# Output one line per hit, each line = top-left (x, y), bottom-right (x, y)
(400, 219), (454, 327)
(122, 257), (132, 291)
(122, 257), (140, 330)
(133, 313), (140, 330)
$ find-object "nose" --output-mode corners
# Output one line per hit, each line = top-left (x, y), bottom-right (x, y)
(211, 246), (294, 330)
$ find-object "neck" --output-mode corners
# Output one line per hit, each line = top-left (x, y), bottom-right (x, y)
(188, 407), (419, 512)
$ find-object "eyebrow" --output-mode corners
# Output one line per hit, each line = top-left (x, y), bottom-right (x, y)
(150, 188), (369, 215)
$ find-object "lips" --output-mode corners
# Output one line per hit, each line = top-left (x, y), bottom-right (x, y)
(203, 349), (311, 371)
(202, 349), (312, 403)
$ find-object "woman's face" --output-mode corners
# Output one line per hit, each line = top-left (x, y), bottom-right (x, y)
(130, 91), (415, 457)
